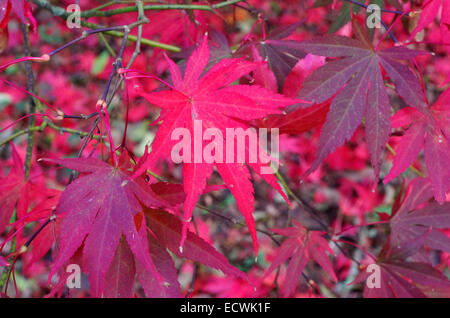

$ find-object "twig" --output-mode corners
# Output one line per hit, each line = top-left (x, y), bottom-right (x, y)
(21, 24), (38, 179)
(196, 204), (281, 246)
(32, 0), (180, 52)
(0, 119), (104, 148)
(342, 0), (402, 42)
(0, 24), (37, 292)
(74, 0), (243, 18)
(273, 167), (329, 231)
(343, 0), (404, 15)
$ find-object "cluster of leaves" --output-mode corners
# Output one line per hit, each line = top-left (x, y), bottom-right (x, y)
(0, 0), (449, 298)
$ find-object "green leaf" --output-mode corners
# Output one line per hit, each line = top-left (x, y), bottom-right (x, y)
(0, 93), (12, 111)
(91, 51), (110, 76)
(328, 2), (361, 34)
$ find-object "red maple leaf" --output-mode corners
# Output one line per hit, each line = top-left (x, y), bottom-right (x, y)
(295, 35), (430, 178)
(131, 34), (298, 255)
(0, 143), (31, 233)
(264, 220), (337, 297)
(83, 206), (251, 298)
(353, 234), (450, 298)
(141, 208), (249, 297)
(45, 153), (246, 297)
(355, 259), (450, 298)
(388, 177), (450, 253)
(44, 155), (171, 297)
(384, 88), (450, 203)
(353, 177), (450, 298)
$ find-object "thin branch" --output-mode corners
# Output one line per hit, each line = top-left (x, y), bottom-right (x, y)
(32, 0), (180, 52)
(21, 24), (38, 179)
(342, 0), (402, 42)
(273, 167), (329, 231)
(0, 24), (37, 291)
(0, 121), (103, 148)
(343, 0), (405, 14)
(77, 0), (243, 18)
(196, 204), (281, 246)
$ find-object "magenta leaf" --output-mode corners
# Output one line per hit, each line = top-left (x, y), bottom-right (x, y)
(146, 209), (249, 283)
(45, 157), (169, 297)
(295, 35), (429, 178)
(133, 34), (296, 255)
(264, 220), (336, 297)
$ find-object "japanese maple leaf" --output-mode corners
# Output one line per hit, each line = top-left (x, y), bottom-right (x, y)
(384, 88), (450, 202)
(139, 208), (249, 297)
(236, 22), (307, 90)
(409, 0), (450, 44)
(264, 220), (337, 297)
(102, 215), (180, 298)
(353, 237), (450, 298)
(0, 143), (30, 233)
(133, 34), (297, 255)
(295, 35), (430, 178)
(44, 156), (171, 297)
(355, 260), (450, 298)
(104, 207), (250, 298)
(388, 177), (450, 253)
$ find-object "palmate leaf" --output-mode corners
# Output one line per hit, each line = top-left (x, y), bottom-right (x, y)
(264, 220), (336, 297)
(107, 212), (182, 298)
(132, 208), (251, 298)
(355, 259), (450, 298)
(384, 88), (450, 203)
(389, 177), (450, 253)
(295, 35), (430, 178)
(45, 153), (239, 298)
(354, 229), (450, 298)
(353, 178), (450, 298)
(145, 209), (248, 282)
(44, 156), (171, 297)
(133, 34), (297, 255)
(0, 143), (32, 233)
